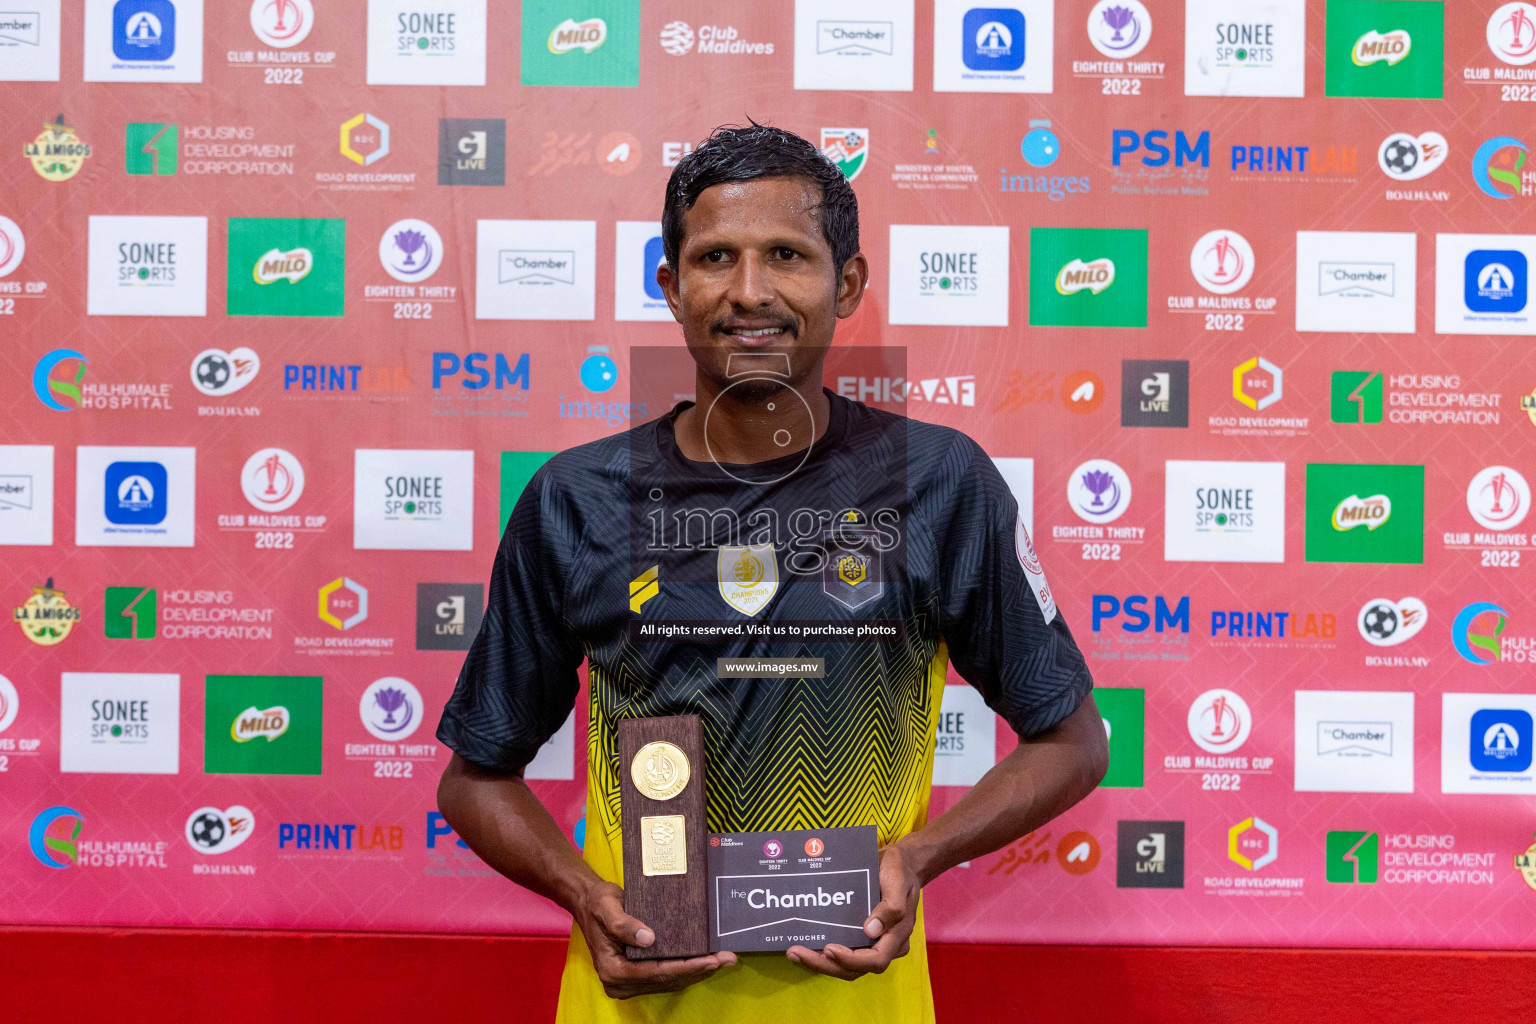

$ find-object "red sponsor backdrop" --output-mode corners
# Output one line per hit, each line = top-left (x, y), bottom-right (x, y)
(1, 0), (1534, 948)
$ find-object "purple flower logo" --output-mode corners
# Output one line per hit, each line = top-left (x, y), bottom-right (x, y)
(763, 840), (783, 858)
(1089, 0), (1149, 58)
(379, 219), (442, 283)
(360, 677), (423, 740)
(1069, 459), (1132, 524)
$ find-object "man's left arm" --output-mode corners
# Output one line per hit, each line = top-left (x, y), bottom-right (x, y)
(789, 435), (1108, 978)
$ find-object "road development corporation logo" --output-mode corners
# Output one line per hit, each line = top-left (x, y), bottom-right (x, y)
(359, 676), (423, 741)
(1189, 230), (1253, 294)
(29, 806), (83, 868)
(1232, 357), (1282, 411)
(1378, 131), (1447, 181)
(1068, 459), (1131, 525)
(1472, 136), (1528, 199)
(1188, 689), (1252, 754)
(1453, 602), (1507, 665)
(1088, 0), (1151, 59)
(241, 448), (304, 513)
(1228, 817), (1278, 871)
(185, 804), (254, 854)
(251, 0), (312, 48)
(1467, 466), (1530, 531)
(1489, 3), (1536, 65)
(319, 576), (367, 630)
(1358, 597), (1428, 647)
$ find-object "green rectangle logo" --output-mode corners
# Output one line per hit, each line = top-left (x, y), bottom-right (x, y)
(204, 675), (324, 775)
(1305, 463), (1424, 563)
(1029, 228), (1148, 328)
(1095, 687), (1145, 788)
(105, 586), (157, 639)
(125, 123), (177, 175)
(227, 217), (346, 318)
(1326, 830), (1379, 883)
(1324, 0), (1443, 98)
(500, 450), (557, 532)
(521, 1), (639, 87)
(1330, 371), (1383, 423)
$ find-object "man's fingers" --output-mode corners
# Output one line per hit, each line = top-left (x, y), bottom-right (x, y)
(591, 895), (655, 948)
(864, 896), (906, 939)
(785, 945), (863, 981)
(599, 953), (734, 996)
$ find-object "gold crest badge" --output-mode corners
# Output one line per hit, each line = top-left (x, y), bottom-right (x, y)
(717, 543), (778, 616)
(630, 740), (690, 801)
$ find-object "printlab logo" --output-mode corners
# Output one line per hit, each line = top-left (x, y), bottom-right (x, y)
(1120, 360), (1188, 428)
(1067, 459), (1132, 525)
(1325, 830), (1378, 883)
(191, 347), (259, 397)
(105, 585), (157, 639)
(1357, 597), (1427, 647)
(1377, 131), (1446, 181)
(360, 676), (423, 741)
(1324, 0), (1443, 99)
(29, 806), (84, 868)
(1303, 463), (1424, 564)
(438, 118), (505, 186)
(250, 0), (312, 48)
(1489, 2), (1536, 65)
(378, 219), (443, 283)
(125, 122), (176, 175)
(204, 674), (322, 775)
(1088, 0), (1150, 59)
(1116, 820), (1184, 888)
(1472, 136), (1529, 199)
(415, 583), (484, 650)
(1467, 466), (1530, 531)
(241, 448), (304, 513)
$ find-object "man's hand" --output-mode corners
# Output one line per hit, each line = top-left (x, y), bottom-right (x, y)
(574, 878), (738, 999)
(784, 842), (920, 981)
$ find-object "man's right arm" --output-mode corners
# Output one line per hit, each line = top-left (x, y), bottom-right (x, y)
(437, 751), (738, 997)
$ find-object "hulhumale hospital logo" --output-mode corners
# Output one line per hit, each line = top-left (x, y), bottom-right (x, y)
(1473, 136), (1529, 198)
(33, 349), (87, 411)
(1454, 602), (1507, 664)
(29, 806), (84, 868)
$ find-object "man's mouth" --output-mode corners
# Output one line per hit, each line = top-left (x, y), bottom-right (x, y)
(717, 323), (794, 345)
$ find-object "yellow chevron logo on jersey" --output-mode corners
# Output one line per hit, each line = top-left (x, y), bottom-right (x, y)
(629, 565), (659, 614)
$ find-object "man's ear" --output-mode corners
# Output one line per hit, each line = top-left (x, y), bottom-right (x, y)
(836, 252), (870, 319)
(656, 260), (683, 323)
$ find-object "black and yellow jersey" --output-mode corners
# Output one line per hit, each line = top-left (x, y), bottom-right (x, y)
(437, 389), (1091, 1024)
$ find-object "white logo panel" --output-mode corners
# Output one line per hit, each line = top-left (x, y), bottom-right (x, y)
(1441, 692), (1536, 794)
(366, 0), (486, 85)
(0, 0), (62, 81)
(87, 215), (208, 317)
(60, 672), (180, 774)
(1433, 233), (1536, 336)
(0, 445), (54, 546)
(794, 0), (914, 91)
(83, 0), (204, 82)
(476, 219), (596, 321)
(75, 445), (196, 548)
(931, 685), (997, 786)
(614, 221), (673, 322)
(1294, 690), (1414, 793)
(888, 224), (1010, 326)
(353, 448), (474, 551)
(932, 0), (1053, 94)
(1164, 460), (1285, 563)
(1295, 231), (1416, 333)
(1184, 0), (1306, 97)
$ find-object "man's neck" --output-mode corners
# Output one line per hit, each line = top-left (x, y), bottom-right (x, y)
(673, 374), (830, 465)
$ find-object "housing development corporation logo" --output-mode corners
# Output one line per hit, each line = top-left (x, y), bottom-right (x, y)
(1326, 830), (1378, 883)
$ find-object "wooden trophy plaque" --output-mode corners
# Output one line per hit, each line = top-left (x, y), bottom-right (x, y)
(618, 714), (710, 960)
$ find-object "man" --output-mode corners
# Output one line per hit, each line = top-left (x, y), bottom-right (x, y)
(436, 124), (1107, 1023)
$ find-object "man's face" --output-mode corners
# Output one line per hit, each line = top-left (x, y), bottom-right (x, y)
(657, 176), (866, 397)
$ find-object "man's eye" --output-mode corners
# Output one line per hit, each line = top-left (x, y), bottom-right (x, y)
(774, 248), (799, 260)
(704, 250), (729, 262)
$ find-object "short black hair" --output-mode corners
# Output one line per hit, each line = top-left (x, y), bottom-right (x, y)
(661, 122), (860, 273)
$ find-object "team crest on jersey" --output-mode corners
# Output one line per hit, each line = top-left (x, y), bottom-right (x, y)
(1015, 515), (1057, 624)
(823, 521), (884, 611)
(718, 544), (778, 616)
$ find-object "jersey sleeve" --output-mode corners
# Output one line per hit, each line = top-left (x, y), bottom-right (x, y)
(435, 467), (585, 772)
(936, 437), (1094, 739)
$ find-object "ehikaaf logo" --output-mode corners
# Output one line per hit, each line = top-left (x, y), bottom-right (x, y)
(29, 805), (83, 868)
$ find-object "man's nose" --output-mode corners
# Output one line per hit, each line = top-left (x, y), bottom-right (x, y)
(725, 252), (776, 309)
